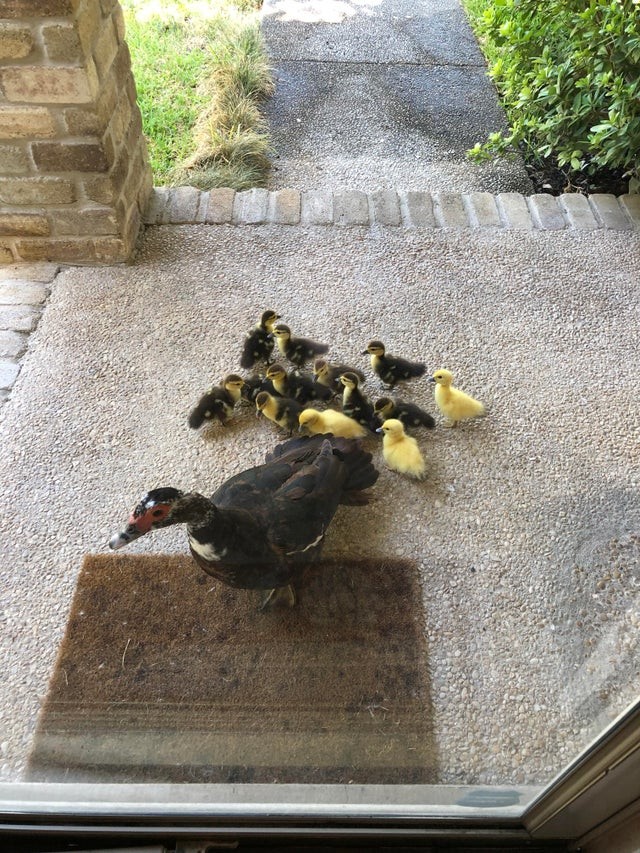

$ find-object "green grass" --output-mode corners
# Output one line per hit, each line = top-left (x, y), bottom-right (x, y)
(122, 0), (272, 188)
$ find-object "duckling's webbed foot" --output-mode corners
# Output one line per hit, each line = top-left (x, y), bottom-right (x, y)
(258, 584), (297, 610)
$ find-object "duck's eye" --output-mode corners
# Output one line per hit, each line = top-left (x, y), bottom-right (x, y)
(152, 509), (164, 517)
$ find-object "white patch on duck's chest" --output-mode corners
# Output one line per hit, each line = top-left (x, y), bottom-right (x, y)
(189, 536), (228, 561)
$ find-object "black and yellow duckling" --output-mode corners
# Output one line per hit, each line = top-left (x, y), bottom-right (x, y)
(255, 390), (303, 434)
(313, 358), (366, 395)
(339, 372), (378, 432)
(429, 368), (485, 427)
(362, 340), (426, 388)
(266, 363), (333, 404)
(241, 372), (276, 404)
(374, 396), (436, 431)
(109, 433), (379, 609)
(299, 408), (368, 440)
(188, 374), (245, 429)
(377, 418), (426, 480)
(240, 310), (281, 370)
(272, 323), (329, 369)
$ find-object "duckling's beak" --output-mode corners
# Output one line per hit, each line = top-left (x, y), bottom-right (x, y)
(376, 427), (383, 433)
(360, 350), (369, 355)
(256, 409), (262, 418)
(428, 376), (436, 383)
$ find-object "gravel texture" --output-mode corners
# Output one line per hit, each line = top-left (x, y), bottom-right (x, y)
(0, 224), (639, 786)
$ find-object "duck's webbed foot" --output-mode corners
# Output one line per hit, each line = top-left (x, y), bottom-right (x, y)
(258, 584), (296, 610)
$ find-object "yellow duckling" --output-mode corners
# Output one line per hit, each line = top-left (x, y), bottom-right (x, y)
(299, 408), (367, 439)
(376, 418), (426, 480)
(429, 368), (485, 427)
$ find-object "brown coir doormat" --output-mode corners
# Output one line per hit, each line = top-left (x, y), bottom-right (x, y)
(27, 554), (435, 784)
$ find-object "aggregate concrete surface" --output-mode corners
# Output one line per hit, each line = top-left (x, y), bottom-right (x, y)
(1, 223), (639, 785)
(262, 0), (533, 192)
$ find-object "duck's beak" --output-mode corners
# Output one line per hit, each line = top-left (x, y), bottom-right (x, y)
(108, 522), (145, 550)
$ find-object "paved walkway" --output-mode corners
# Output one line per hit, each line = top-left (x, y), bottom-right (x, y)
(261, 0), (532, 191)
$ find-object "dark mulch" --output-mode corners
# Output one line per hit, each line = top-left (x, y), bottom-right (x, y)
(523, 155), (630, 197)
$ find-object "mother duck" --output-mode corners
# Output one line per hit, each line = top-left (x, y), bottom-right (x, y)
(109, 435), (378, 608)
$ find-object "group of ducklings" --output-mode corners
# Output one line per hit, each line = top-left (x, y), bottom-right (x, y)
(188, 309), (485, 481)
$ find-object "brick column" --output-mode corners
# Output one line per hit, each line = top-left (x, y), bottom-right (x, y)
(0, 0), (152, 264)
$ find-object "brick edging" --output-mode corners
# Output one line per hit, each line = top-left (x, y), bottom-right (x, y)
(144, 186), (640, 232)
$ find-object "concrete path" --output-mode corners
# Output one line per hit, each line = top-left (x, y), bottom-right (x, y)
(262, 0), (532, 192)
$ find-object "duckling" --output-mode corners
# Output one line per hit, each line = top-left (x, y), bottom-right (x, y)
(374, 396), (436, 431)
(429, 368), (485, 427)
(255, 390), (303, 434)
(240, 310), (280, 370)
(339, 372), (377, 432)
(362, 340), (426, 388)
(376, 418), (426, 480)
(272, 323), (329, 369)
(241, 372), (276, 404)
(299, 408), (367, 440)
(266, 363), (333, 404)
(314, 358), (366, 395)
(188, 374), (245, 429)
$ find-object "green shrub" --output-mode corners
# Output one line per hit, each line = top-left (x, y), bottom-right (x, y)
(466, 0), (640, 184)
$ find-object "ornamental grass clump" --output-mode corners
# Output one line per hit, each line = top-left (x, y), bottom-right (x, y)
(465, 0), (640, 190)
(176, 15), (274, 190)
(123, 0), (273, 189)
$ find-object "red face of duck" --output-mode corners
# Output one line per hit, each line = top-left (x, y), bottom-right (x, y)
(108, 488), (182, 550)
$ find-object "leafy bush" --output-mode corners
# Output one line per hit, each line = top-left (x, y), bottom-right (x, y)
(467, 0), (640, 185)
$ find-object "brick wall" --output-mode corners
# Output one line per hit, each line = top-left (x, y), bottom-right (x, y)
(0, 0), (152, 264)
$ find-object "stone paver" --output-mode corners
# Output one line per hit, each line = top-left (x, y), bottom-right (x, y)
(558, 194), (599, 230)
(204, 188), (235, 224)
(143, 187), (171, 225)
(0, 305), (40, 332)
(233, 188), (269, 224)
(0, 330), (27, 359)
(0, 264), (57, 407)
(371, 189), (401, 227)
(400, 191), (436, 228)
(268, 188), (301, 225)
(333, 190), (369, 226)
(169, 185), (203, 224)
(301, 190), (333, 225)
(435, 193), (469, 228)
(496, 192), (534, 230)
(0, 281), (49, 305)
(589, 194), (633, 230)
(619, 194), (640, 227)
(466, 192), (501, 227)
(527, 194), (566, 230)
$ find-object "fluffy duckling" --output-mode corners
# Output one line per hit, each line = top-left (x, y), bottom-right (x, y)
(272, 323), (329, 368)
(240, 310), (280, 370)
(255, 390), (302, 434)
(377, 418), (426, 480)
(314, 358), (366, 395)
(340, 372), (377, 432)
(299, 408), (367, 440)
(241, 372), (276, 404)
(266, 363), (333, 404)
(362, 341), (426, 388)
(374, 396), (436, 431)
(429, 368), (485, 427)
(188, 374), (245, 429)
